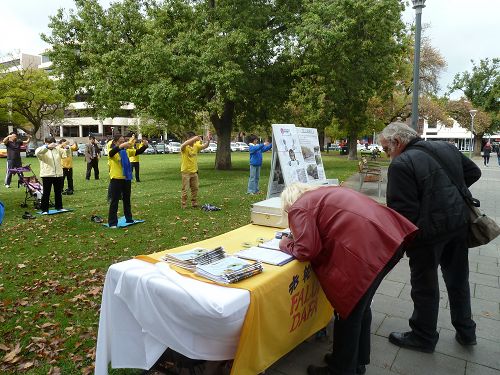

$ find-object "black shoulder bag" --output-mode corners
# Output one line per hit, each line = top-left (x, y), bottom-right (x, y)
(410, 145), (500, 248)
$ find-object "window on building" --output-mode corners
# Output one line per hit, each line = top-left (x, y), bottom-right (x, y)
(63, 126), (79, 137)
(82, 126), (99, 137)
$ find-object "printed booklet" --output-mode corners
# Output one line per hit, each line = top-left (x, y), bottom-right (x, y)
(235, 246), (294, 266)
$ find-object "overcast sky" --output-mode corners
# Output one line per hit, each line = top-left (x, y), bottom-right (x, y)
(1, 0), (498, 98)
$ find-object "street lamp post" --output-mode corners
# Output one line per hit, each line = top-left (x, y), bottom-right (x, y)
(410, 0), (426, 131)
(469, 109), (477, 158)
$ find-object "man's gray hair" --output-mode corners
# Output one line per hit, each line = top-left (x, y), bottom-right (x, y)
(379, 122), (418, 146)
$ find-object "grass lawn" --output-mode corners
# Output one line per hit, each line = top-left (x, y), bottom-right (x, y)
(0, 151), (360, 374)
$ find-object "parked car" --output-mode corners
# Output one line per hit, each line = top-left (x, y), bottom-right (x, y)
(235, 142), (249, 152)
(77, 143), (86, 156)
(230, 142), (238, 152)
(26, 140), (45, 157)
(167, 142), (181, 153)
(202, 142), (218, 153)
(326, 143), (341, 151)
(155, 143), (167, 154)
(144, 145), (156, 154)
(0, 144), (7, 158)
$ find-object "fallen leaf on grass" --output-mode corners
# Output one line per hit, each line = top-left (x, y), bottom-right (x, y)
(2, 343), (21, 363)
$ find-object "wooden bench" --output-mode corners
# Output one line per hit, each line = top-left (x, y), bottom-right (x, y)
(358, 157), (383, 197)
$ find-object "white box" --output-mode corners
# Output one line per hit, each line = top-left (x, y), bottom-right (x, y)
(251, 197), (288, 228)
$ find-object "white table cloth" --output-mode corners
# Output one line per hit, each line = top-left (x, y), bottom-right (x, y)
(94, 259), (250, 374)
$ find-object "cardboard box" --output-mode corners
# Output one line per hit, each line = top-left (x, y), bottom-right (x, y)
(251, 197), (288, 228)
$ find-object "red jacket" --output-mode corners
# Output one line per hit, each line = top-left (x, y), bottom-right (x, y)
(280, 187), (417, 318)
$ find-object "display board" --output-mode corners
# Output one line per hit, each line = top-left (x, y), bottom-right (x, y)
(267, 124), (329, 199)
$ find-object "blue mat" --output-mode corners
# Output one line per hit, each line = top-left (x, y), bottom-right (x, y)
(37, 208), (73, 215)
(103, 216), (145, 228)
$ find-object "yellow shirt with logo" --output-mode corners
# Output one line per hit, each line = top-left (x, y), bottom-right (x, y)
(181, 141), (203, 173)
(108, 147), (138, 179)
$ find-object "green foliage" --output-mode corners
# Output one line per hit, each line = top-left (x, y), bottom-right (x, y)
(0, 68), (64, 138)
(290, 0), (406, 158)
(43, 0), (299, 169)
(449, 58), (500, 131)
(0, 152), (358, 374)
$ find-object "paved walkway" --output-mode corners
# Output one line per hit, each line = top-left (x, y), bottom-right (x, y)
(268, 158), (500, 375)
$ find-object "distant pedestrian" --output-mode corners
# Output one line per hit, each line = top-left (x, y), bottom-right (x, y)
(107, 134), (148, 228)
(482, 141), (492, 167)
(247, 135), (272, 195)
(59, 139), (78, 195)
(128, 134), (146, 182)
(3, 131), (31, 188)
(180, 131), (210, 209)
(495, 144), (500, 166)
(35, 137), (69, 214)
(85, 135), (101, 180)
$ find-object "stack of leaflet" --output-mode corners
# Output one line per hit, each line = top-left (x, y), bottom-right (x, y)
(235, 246), (294, 266)
(162, 246), (226, 270)
(196, 256), (263, 284)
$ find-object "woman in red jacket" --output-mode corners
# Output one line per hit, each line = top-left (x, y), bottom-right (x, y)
(279, 183), (417, 375)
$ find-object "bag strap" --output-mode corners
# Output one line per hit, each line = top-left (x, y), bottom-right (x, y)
(407, 144), (480, 207)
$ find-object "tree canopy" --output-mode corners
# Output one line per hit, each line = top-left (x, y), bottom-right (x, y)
(0, 67), (64, 139)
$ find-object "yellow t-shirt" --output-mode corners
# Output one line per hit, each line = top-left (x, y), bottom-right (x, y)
(129, 142), (142, 163)
(181, 141), (203, 173)
(61, 144), (78, 169)
(109, 147), (137, 179)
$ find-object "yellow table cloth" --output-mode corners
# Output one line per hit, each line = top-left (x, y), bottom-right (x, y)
(137, 224), (334, 375)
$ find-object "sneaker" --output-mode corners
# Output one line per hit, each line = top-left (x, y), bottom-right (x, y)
(41, 211), (49, 215)
(109, 225), (118, 228)
(5, 184), (10, 188)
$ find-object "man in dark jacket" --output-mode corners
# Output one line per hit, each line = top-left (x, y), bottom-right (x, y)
(380, 122), (481, 353)
(85, 135), (101, 180)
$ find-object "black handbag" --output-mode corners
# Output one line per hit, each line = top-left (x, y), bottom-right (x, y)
(409, 145), (500, 248)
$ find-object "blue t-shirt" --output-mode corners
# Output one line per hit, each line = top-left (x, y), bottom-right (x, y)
(249, 143), (272, 166)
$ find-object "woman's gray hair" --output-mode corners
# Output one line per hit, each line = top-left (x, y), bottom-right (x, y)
(281, 183), (321, 213)
(379, 122), (418, 146)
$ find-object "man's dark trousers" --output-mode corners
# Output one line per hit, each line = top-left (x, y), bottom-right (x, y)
(108, 179), (132, 226)
(86, 158), (99, 180)
(63, 167), (74, 191)
(407, 230), (476, 347)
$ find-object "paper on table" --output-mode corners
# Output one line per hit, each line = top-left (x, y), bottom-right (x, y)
(257, 237), (281, 250)
(235, 246), (294, 266)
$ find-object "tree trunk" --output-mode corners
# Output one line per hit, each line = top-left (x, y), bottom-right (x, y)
(211, 100), (234, 170)
(347, 129), (358, 160)
(474, 134), (482, 157)
(318, 127), (325, 152)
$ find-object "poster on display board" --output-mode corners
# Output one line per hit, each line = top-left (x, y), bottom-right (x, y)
(267, 124), (336, 199)
(296, 127), (327, 183)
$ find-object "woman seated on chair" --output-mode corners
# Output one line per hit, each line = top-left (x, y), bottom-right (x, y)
(278, 183), (417, 375)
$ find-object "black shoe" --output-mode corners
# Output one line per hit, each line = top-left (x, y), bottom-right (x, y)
(66, 190), (73, 195)
(455, 333), (477, 346)
(62, 190), (68, 195)
(323, 354), (366, 374)
(388, 331), (435, 353)
(307, 365), (332, 375)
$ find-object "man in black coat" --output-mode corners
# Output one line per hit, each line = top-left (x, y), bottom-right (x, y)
(380, 122), (481, 353)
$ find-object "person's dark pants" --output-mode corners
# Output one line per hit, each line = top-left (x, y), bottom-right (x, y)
(62, 167), (74, 191)
(131, 162), (140, 181)
(41, 177), (63, 212)
(483, 155), (490, 166)
(5, 159), (23, 186)
(327, 249), (403, 375)
(86, 158), (99, 180)
(407, 230), (476, 347)
(108, 179), (132, 226)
